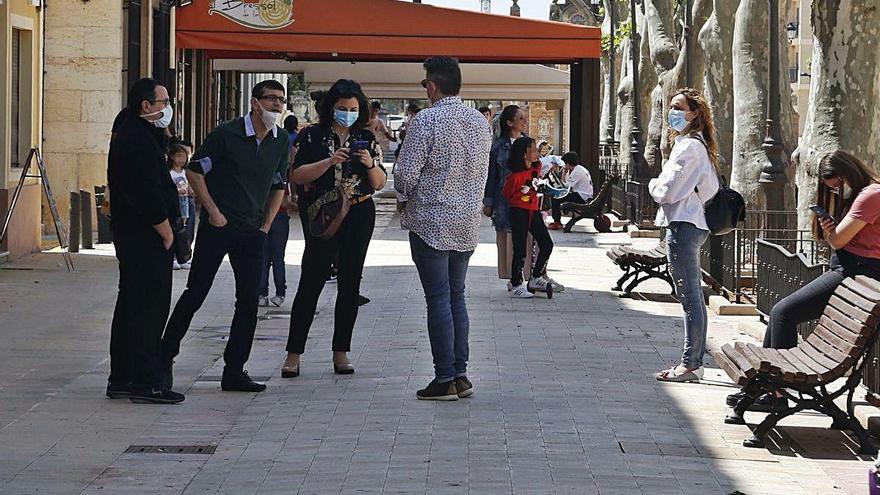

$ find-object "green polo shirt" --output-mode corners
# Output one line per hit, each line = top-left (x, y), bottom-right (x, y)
(189, 115), (290, 230)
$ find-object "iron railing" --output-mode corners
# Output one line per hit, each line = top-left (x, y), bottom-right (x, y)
(700, 210), (819, 303)
(598, 142), (627, 219)
(625, 179), (658, 228)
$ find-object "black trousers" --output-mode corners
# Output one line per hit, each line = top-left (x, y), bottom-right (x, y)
(510, 207), (553, 286)
(551, 192), (588, 223)
(287, 200), (375, 354)
(763, 250), (880, 349)
(109, 226), (173, 388)
(162, 222), (265, 371)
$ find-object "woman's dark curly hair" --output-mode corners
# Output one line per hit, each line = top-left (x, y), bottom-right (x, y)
(317, 79), (370, 129)
(508, 136), (536, 173)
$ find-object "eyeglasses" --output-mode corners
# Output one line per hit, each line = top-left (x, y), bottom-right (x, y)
(420, 79), (430, 88)
(260, 95), (288, 104)
(828, 177), (844, 191)
(153, 98), (173, 106)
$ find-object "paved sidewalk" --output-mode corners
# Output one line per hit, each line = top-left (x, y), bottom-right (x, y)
(0, 199), (873, 494)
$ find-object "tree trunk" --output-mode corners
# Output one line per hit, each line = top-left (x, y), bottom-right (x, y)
(615, 3), (654, 176)
(730, 0), (796, 210)
(599, 0), (625, 143)
(698, 0), (739, 179)
(794, 1), (880, 230)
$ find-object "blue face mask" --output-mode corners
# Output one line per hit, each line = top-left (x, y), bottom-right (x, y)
(668, 109), (689, 132)
(334, 109), (359, 128)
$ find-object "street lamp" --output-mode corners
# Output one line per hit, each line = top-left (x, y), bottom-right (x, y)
(786, 22), (798, 41)
(629, 0), (645, 177)
(605, 0), (616, 145)
(760, 0), (787, 223)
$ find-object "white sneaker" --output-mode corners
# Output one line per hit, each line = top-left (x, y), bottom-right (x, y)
(180, 262), (191, 270)
(172, 260), (181, 270)
(258, 296), (269, 307)
(509, 283), (534, 298)
(528, 276), (551, 293)
(270, 295), (285, 307)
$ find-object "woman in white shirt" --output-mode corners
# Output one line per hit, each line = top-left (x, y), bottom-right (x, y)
(649, 88), (720, 382)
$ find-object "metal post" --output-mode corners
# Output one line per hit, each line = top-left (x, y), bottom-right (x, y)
(629, 0), (645, 178)
(80, 189), (93, 250)
(69, 192), (81, 253)
(605, 0), (616, 145)
(684, 0), (694, 86)
(760, 0), (787, 230)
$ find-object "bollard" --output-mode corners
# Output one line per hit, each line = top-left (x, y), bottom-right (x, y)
(80, 189), (93, 250)
(69, 191), (81, 253)
(95, 186), (113, 244)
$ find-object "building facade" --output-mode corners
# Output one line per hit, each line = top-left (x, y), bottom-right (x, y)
(1, 0), (44, 260)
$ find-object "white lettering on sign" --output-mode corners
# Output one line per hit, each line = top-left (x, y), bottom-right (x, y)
(208, 0), (294, 31)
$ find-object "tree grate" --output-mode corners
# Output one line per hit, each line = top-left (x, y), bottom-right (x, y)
(124, 445), (217, 455)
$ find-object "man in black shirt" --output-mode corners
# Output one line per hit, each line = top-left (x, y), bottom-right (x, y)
(107, 78), (184, 404)
(161, 80), (289, 393)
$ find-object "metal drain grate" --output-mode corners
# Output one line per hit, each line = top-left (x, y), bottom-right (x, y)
(125, 445), (217, 455)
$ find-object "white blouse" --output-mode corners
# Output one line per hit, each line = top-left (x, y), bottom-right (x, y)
(648, 135), (719, 230)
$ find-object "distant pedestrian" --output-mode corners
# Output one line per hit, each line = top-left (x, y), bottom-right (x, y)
(502, 137), (555, 299)
(394, 103), (421, 160)
(162, 80), (290, 393)
(168, 143), (194, 269)
(107, 77), (184, 404)
(368, 101), (396, 156)
(548, 151), (593, 230)
(484, 104), (528, 285)
(651, 88), (720, 382)
(282, 79), (386, 378)
(395, 56), (492, 400)
(478, 105), (492, 124)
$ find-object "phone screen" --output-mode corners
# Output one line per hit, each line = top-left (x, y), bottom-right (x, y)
(809, 205), (832, 220)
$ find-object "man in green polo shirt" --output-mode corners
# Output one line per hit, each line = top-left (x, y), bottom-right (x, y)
(161, 80), (290, 392)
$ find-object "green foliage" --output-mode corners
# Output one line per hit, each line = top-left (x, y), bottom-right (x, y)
(602, 19), (632, 53)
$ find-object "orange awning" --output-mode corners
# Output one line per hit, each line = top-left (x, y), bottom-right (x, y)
(176, 0), (601, 64)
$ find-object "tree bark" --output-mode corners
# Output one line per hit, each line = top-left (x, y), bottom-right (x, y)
(794, 1), (880, 230)
(599, 0), (625, 143)
(698, 0), (739, 179)
(615, 3), (654, 176)
(730, 0), (797, 210)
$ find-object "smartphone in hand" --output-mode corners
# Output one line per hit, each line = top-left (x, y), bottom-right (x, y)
(809, 204), (834, 222)
(350, 140), (370, 154)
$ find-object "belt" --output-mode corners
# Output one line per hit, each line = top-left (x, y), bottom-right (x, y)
(350, 194), (372, 206)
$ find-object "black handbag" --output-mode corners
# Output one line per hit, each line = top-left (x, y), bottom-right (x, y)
(692, 134), (746, 236)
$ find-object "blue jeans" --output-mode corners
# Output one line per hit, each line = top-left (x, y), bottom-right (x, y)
(409, 232), (473, 382)
(259, 211), (290, 297)
(666, 221), (710, 369)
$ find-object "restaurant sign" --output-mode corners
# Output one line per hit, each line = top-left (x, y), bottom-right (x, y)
(208, 0), (294, 30)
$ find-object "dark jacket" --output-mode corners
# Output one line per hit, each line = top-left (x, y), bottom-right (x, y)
(107, 114), (178, 233)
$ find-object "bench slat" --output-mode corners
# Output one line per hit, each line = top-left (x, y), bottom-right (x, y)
(803, 335), (851, 365)
(722, 344), (756, 378)
(714, 350), (749, 386)
(835, 284), (880, 315)
(798, 341), (846, 372)
(761, 348), (808, 382)
(777, 349), (823, 384)
(787, 347), (840, 383)
(843, 276), (880, 302)
(823, 304), (877, 338)
(811, 324), (858, 356)
(817, 314), (866, 347)
(734, 341), (772, 372)
(828, 295), (876, 327)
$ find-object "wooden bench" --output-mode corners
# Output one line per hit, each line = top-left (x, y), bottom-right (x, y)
(715, 275), (880, 455)
(560, 174), (620, 233)
(606, 241), (674, 297)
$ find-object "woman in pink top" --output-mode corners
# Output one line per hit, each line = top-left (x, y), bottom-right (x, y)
(727, 150), (880, 412)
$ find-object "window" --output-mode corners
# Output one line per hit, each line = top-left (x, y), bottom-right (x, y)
(11, 29), (21, 167)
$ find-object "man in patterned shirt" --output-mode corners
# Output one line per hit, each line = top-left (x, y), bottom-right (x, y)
(395, 56), (493, 401)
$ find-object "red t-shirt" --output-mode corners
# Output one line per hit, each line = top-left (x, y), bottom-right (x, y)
(502, 168), (541, 211)
(845, 183), (880, 260)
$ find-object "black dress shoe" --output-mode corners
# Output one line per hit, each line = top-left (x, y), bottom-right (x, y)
(129, 387), (185, 404)
(106, 381), (132, 399)
(221, 369), (267, 392)
(281, 365), (300, 378)
(726, 390), (747, 407)
(726, 391), (787, 412)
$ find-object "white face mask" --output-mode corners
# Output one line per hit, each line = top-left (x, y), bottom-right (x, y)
(143, 105), (173, 129)
(257, 103), (281, 129)
(841, 182), (853, 199)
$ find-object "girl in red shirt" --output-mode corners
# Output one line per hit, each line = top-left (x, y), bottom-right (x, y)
(502, 137), (554, 298)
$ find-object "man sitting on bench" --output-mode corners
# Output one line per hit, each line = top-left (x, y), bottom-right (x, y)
(548, 152), (593, 231)
(726, 150), (880, 412)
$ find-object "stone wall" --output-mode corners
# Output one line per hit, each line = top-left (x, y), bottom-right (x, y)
(42, 0), (122, 232)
